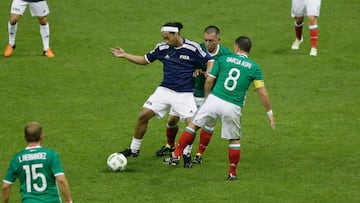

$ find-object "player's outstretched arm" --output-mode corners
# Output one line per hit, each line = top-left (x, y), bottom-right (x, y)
(110, 46), (148, 65)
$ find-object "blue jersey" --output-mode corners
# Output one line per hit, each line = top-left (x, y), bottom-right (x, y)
(145, 38), (212, 92)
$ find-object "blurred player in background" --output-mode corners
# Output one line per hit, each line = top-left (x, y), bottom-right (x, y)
(164, 36), (275, 180)
(110, 22), (213, 159)
(2, 122), (72, 203)
(3, 0), (55, 57)
(156, 25), (232, 168)
(290, 0), (322, 56)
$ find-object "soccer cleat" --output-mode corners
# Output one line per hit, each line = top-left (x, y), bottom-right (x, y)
(291, 37), (303, 50)
(183, 154), (192, 168)
(155, 145), (175, 157)
(119, 148), (140, 157)
(4, 44), (15, 57)
(43, 48), (55, 58)
(309, 48), (317, 56)
(163, 156), (180, 165)
(193, 154), (203, 164)
(227, 174), (237, 181)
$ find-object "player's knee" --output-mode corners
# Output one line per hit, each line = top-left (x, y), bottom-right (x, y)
(38, 16), (48, 25)
(167, 116), (179, 126)
(137, 109), (154, 123)
(9, 16), (19, 25)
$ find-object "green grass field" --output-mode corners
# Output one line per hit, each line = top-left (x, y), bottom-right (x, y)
(1, 0), (359, 202)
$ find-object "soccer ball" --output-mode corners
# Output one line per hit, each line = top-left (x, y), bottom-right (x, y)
(107, 152), (127, 172)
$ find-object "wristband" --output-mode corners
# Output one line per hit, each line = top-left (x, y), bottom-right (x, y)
(266, 110), (273, 117)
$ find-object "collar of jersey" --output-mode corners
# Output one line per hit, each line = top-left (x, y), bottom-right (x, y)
(236, 53), (248, 58)
(25, 145), (42, 150)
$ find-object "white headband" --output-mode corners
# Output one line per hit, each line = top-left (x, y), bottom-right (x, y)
(160, 26), (179, 33)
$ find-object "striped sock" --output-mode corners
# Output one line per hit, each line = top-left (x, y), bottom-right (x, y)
(309, 25), (318, 48)
(173, 127), (196, 157)
(197, 128), (213, 155)
(228, 144), (241, 176)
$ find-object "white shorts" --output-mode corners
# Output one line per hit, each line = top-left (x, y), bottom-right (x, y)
(143, 86), (197, 119)
(168, 96), (205, 122)
(11, 0), (50, 17)
(192, 94), (242, 140)
(194, 97), (205, 107)
(291, 0), (321, 17)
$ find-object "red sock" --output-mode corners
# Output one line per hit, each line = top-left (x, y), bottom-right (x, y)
(196, 129), (213, 155)
(166, 125), (178, 147)
(294, 22), (303, 40)
(173, 128), (195, 157)
(309, 27), (318, 48)
(228, 144), (241, 176)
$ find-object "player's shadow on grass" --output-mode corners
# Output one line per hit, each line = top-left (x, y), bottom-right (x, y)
(101, 167), (137, 173)
(273, 48), (292, 55)
(273, 48), (306, 56)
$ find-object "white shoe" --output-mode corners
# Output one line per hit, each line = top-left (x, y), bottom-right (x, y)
(291, 37), (303, 50)
(309, 48), (317, 56)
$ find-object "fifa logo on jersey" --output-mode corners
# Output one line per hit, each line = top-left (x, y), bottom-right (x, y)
(179, 55), (190, 60)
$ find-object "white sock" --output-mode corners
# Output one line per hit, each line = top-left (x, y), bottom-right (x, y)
(40, 23), (50, 50)
(130, 138), (142, 152)
(309, 24), (318, 30)
(183, 144), (192, 155)
(8, 22), (17, 46)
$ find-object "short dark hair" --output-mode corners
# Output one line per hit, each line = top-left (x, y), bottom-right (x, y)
(162, 22), (183, 33)
(204, 25), (220, 36)
(235, 36), (252, 53)
(24, 122), (42, 142)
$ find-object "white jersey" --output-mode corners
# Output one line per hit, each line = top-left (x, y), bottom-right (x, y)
(291, 0), (321, 17)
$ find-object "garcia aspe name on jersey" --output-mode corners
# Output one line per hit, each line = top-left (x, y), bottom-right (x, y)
(226, 57), (252, 69)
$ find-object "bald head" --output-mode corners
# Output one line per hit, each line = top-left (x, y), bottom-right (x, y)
(24, 122), (43, 142)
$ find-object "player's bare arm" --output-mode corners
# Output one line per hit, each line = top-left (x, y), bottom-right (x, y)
(204, 76), (215, 98)
(110, 46), (148, 65)
(205, 60), (214, 76)
(2, 182), (12, 203)
(255, 84), (275, 129)
(56, 175), (73, 203)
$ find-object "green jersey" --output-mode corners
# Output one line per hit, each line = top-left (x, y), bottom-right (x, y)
(209, 53), (264, 107)
(3, 146), (64, 203)
(194, 43), (232, 97)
